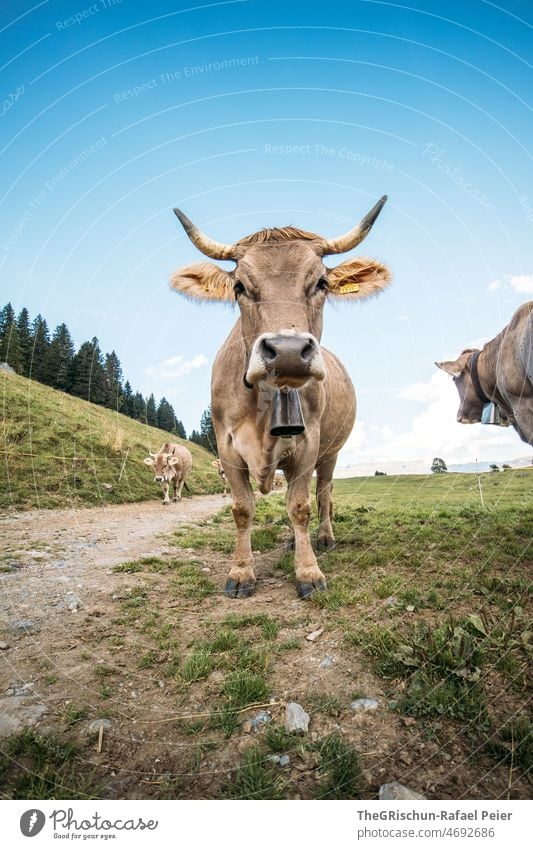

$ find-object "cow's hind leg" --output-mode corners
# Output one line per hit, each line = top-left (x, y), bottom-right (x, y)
(286, 469), (327, 599)
(162, 482), (170, 505)
(316, 456), (337, 551)
(223, 458), (257, 598)
(174, 476), (184, 501)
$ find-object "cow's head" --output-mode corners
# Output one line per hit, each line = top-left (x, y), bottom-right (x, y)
(170, 198), (391, 389)
(143, 451), (180, 482)
(435, 350), (485, 423)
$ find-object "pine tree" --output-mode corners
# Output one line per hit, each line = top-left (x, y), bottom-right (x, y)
(16, 308), (32, 375)
(145, 393), (158, 427)
(121, 380), (133, 417)
(431, 457), (448, 474)
(103, 350), (123, 410)
(70, 337), (106, 405)
(0, 302), (21, 371)
(157, 397), (176, 432)
(131, 392), (146, 421)
(199, 406), (217, 454)
(189, 429), (202, 446)
(46, 323), (75, 391)
(29, 315), (51, 383)
(175, 419), (186, 439)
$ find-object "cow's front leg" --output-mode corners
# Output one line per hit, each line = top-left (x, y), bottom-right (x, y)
(223, 462), (257, 598)
(286, 473), (327, 599)
(173, 477), (182, 501)
(162, 481), (170, 505)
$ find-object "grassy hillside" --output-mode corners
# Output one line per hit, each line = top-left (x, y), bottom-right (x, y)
(0, 370), (221, 510)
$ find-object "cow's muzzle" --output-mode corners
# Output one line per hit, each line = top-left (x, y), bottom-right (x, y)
(154, 476), (164, 482)
(245, 331), (326, 387)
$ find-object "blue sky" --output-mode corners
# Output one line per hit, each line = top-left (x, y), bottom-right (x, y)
(1, 0), (532, 470)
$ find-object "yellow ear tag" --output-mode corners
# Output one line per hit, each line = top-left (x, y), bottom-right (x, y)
(338, 282), (360, 294)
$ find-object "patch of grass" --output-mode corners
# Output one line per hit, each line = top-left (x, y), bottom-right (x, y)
(172, 565), (217, 601)
(221, 613), (281, 640)
(275, 638), (300, 652)
(210, 705), (240, 737)
(308, 694), (343, 717)
(172, 525), (234, 554)
(264, 725), (297, 753)
(313, 733), (363, 799)
(138, 650), (159, 669)
(0, 728), (100, 800)
(223, 747), (288, 799)
(485, 717), (532, 774)
(180, 648), (214, 684)
(346, 625), (404, 679)
(62, 703), (89, 726)
(221, 671), (270, 708)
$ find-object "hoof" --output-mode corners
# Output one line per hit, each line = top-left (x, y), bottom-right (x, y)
(162, 501), (170, 506)
(224, 578), (256, 599)
(316, 535), (336, 551)
(296, 579), (327, 599)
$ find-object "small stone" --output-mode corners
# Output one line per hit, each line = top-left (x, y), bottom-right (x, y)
(306, 628), (324, 642)
(385, 595), (397, 606)
(250, 710), (271, 729)
(0, 642), (9, 650)
(379, 782), (426, 800)
(68, 601), (81, 611)
(158, 680), (165, 689)
(102, 483), (113, 491)
(279, 754), (290, 767)
(242, 721), (252, 734)
(399, 750), (412, 765)
(201, 567), (211, 573)
(406, 605), (415, 612)
(208, 670), (224, 684)
(267, 755), (281, 764)
(285, 701), (310, 733)
(319, 655), (335, 668)
(350, 698), (379, 713)
(9, 619), (38, 634)
(88, 719), (112, 733)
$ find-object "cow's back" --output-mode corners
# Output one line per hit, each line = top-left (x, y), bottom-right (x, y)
(172, 443), (193, 475)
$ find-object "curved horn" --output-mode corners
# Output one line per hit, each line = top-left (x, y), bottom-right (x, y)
(321, 195), (388, 255)
(173, 208), (236, 260)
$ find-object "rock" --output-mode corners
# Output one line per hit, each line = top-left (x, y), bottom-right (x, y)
(208, 670), (224, 684)
(201, 567), (211, 573)
(379, 782), (426, 800)
(399, 750), (412, 765)
(250, 710), (271, 729)
(306, 628), (324, 642)
(385, 595), (397, 606)
(102, 483), (113, 491)
(0, 698), (47, 737)
(406, 605), (415, 613)
(285, 702), (310, 733)
(0, 642), (9, 650)
(87, 719), (112, 733)
(279, 754), (290, 767)
(267, 755), (281, 764)
(319, 655), (335, 669)
(242, 721), (252, 734)
(158, 680), (165, 689)
(350, 698), (379, 713)
(9, 619), (38, 634)
(67, 592), (81, 611)
(6, 682), (33, 697)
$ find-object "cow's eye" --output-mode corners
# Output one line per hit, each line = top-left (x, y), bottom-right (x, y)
(315, 277), (329, 293)
(234, 281), (246, 297)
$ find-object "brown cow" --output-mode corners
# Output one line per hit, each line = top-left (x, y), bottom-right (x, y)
(144, 442), (192, 504)
(170, 197), (390, 598)
(436, 301), (533, 445)
(212, 458), (229, 496)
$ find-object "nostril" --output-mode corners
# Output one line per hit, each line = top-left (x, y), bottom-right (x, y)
(261, 340), (277, 362)
(301, 343), (314, 361)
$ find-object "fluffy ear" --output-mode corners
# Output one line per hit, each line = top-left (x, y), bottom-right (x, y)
(168, 456), (180, 466)
(170, 262), (234, 302)
(143, 457), (154, 466)
(326, 257), (391, 300)
(435, 350), (474, 378)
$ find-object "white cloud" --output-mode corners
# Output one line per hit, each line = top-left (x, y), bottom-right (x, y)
(509, 274), (533, 294)
(487, 272), (533, 295)
(338, 370), (525, 472)
(144, 354), (208, 380)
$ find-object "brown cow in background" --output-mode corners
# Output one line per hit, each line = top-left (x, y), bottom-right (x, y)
(144, 443), (192, 504)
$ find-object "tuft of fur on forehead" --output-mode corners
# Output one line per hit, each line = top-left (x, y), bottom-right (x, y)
(236, 226), (320, 247)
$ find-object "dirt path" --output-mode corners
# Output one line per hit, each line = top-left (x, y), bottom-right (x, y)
(0, 496), (225, 738)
